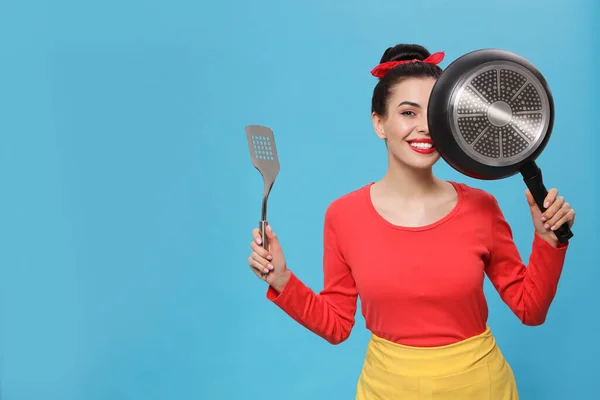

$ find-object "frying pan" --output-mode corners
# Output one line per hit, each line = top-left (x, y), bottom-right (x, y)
(428, 49), (573, 243)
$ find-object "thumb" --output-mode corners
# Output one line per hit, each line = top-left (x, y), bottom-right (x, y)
(525, 190), (543, 223)
(265, 225), (280, 249)
(525, 189), (536, 208)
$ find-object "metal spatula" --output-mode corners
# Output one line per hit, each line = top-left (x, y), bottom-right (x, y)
(245, 125), (280, 250)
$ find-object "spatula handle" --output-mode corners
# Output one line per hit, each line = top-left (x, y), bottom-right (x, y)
(258, 220), (269, 276)
(259, 220), (269, 250)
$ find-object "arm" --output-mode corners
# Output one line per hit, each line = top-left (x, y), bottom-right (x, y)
(484, 195), (569, 326)
(266, 205), (358, 345)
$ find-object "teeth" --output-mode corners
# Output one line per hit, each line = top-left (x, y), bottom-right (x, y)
(409, 142), (433, 149)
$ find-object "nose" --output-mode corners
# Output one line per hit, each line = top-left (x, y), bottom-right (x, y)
(417, 113), (429, 135)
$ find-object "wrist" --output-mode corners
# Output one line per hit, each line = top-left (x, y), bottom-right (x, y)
(270, 269), (291, 293)
(537, 230), (559, 247)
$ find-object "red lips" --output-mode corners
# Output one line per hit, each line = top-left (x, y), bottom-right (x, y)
(406, 138), (435, 154)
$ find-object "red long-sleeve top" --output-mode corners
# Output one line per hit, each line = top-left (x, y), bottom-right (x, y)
(266, 182), (569, 347)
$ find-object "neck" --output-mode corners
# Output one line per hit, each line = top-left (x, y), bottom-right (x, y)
(379, 157), (441, 199)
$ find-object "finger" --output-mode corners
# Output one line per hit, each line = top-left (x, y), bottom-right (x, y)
(543, 188), (558, 209)
(550, 208), (575, 231)
(251, 251), (273, 272)
(545, 202), (569, 229)
(248, 256), (262, 275)
(252, 228), (262, 245)
(251, 251), (269, 267)
(249, 255), (272, 274)
(250, 241), (272, 261)
(541, 196), (564, 222)
(249, 262), (270, 278)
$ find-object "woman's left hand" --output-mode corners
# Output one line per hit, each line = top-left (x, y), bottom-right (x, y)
(525, 188), (575, 246)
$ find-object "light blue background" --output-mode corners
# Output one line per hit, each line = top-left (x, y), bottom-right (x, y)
(0, 0), (598, 399)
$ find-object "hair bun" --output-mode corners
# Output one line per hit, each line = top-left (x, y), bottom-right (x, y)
(380, 44), (431, 64)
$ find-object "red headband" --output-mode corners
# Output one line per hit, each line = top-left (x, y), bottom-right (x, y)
(370, 51), (445, 78)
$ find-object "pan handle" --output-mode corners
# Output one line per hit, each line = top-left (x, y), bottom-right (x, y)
(520, 161), (573, 244)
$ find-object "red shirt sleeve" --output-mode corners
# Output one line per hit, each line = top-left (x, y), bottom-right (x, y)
(484, 195), (569, 326)
(265, 204), (359, 344)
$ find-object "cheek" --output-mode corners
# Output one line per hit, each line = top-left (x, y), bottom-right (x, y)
(384, 116), (414, 140)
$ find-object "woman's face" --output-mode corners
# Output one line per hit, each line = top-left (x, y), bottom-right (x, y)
(372, 77), (441, 170)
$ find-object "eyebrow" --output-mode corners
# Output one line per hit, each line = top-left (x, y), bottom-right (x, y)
(398, 101), (421, 108)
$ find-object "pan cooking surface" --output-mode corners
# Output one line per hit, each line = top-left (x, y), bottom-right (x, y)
(450, 62), (550, 167)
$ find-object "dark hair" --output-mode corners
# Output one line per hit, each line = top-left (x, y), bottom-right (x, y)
(371, 44), (443, 117)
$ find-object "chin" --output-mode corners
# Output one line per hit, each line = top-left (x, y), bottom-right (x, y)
(391, 147), (441, 170)
(408, 156), (440, 170)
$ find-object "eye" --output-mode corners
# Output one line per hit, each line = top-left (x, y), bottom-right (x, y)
(400, 110), (416, 117)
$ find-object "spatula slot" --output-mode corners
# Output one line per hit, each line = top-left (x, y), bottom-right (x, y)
(251, 136), (275, 161)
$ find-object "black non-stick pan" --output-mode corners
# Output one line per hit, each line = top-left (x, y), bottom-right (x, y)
(428, 49), (573, 243)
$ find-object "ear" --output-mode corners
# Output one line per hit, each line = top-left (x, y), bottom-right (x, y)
(371, 112), (386, 140)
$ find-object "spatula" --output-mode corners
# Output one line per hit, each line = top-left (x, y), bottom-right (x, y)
(245, 125), (280, 251)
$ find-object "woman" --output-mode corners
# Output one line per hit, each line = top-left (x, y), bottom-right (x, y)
(247, 44), (575, 399)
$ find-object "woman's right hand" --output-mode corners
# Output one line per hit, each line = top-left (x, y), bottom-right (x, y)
(248, 224), (291, 293)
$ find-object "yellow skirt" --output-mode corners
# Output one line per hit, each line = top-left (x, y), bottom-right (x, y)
(356, 327), (519, 400)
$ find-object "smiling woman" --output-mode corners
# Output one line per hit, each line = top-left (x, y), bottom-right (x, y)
(371, 47), (444, 169)
(246, 43), (575, 399)
(372, 77), (440, 166)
